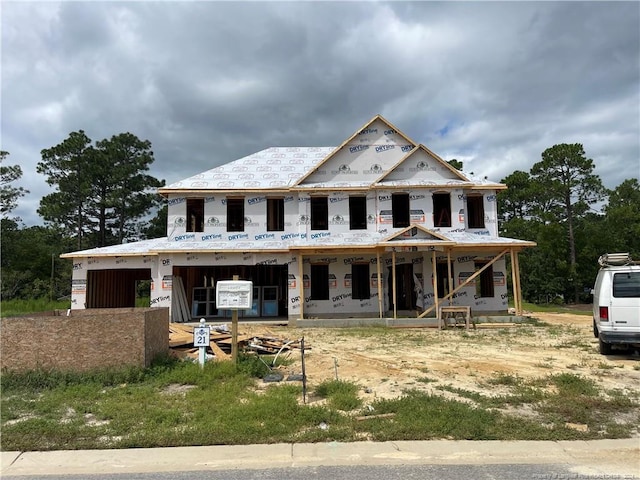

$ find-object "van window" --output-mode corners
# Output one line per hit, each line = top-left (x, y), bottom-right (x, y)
(613, 272), (640, 298)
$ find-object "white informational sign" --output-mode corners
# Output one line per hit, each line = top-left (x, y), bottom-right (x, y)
(216, 280), (253, 309)
(193, 326), (211, 347)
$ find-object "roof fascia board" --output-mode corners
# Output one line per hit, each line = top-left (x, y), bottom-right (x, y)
(288, 245), (379, 252)
(158, 188), (293, 195)
(60, 252), (159, 259)
(454, 241), (538, 248)
(463, 184), (508, 191)
(382, 245), (450, 252)
(293, 186), (370, 192)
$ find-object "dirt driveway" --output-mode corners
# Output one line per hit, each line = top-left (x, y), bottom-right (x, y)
(243, 312), (640, 402)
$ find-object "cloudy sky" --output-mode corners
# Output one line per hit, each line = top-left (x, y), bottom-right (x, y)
(2, 1), (639, 226)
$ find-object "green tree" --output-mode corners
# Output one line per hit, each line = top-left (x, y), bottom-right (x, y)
(94, 133), (165, 244)
(603, 178), (640, 256)
(498, 171), (533, 223)
(142, 204), (168, 239)
(1, 151), (30, 218)
(448, 159), (463, 170)
(530, 144), (606, 303)
(1, 220), (73, 300)
(38, 131), (164, 249)
(37, 131), (95, 250)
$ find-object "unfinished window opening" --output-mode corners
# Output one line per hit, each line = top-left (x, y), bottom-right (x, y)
(467, 195), (485, 229)
(475, 261), (494, 298)
(310, 264), (329, 300)
(226, 198), (244, 232)
(436, 261), (454, 299)
(311, 196), (328, 230)
(267, 198), (285, 231)
(186, 198), (204, 232)
(392, 193), (410, 228)
(349, 196), (367, 230)
(433, 193), (451, 228)
(352, 263), (371, 300)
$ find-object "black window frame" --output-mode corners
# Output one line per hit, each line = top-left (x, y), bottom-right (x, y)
(267, 198), (285, 232)
(226, 198), (245, 232)
(352, 263), (371, 300)
(186, 198), (204, 233)
(433, 192), (451, 228)
(310, 264), (330, 300)
(310, 196), (328, 230)
(349, 196), (367, 230)
(392, 193), (410, 228)
(467, 195), (485, 229)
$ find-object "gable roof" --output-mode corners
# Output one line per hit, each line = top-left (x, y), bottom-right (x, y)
(383, 225), (453, 243)
(375, 144), (469, 186)
(158, 114), (505, 194)
(293, 114), (417, 187)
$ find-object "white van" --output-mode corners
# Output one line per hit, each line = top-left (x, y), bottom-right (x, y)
(592, 253), (640, 355)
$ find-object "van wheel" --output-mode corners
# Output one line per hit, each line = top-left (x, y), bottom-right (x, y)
(599, 337), (613, 355)
(593, 321), (599, 338)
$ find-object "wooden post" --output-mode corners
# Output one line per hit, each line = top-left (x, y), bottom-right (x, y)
(432, 249), (440, 327)
(513, 250), (523, 315)
(447, 249), (453, 306)
(376, 250), (383, 318)
(232, 274), (239, 364)
(297, 252), (304, 322)
(510, 248), (518, 314)
(301, 336), (307, 404)
(392, 249), (397, 319)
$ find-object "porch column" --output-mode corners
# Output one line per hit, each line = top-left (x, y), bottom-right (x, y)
(376, 249), (383, 319)
(447, 249), (453, 306)
(392, 249), (397, 320)
(298, 251), (304, 321)
(513, 249), (523, 315)
(432, 249), (439, 322)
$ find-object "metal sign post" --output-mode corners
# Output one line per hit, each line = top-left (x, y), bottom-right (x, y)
(193, 318), (210, 368)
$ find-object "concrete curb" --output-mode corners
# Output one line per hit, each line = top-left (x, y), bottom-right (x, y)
(2, 439), (638, 476)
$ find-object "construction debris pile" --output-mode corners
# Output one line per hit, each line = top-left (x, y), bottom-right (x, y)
(169, 323), (305, 361)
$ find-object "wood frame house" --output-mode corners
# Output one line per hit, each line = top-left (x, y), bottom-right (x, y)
(62, 115), (535, 323)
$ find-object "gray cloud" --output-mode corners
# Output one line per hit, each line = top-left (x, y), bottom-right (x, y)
(2, 1), (638, 226)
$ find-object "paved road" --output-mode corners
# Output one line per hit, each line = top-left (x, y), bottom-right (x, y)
(2, 439), (639, 478)
(4, 463), (638, 480)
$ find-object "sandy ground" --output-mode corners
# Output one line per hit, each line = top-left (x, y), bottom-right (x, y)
(241, 312), (640, 404)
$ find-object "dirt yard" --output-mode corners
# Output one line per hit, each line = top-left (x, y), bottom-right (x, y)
(241, 312), (640, 403)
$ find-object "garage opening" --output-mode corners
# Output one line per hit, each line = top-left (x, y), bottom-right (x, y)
(86, 269), (152, 308)
(173, 264), (288, 319)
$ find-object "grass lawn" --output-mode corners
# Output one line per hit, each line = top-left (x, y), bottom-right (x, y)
(2, 350), (637, 451)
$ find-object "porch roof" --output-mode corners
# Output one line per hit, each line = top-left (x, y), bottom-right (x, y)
(61, 231), (535, 258)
